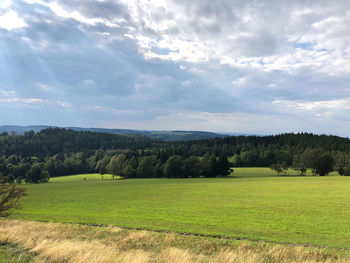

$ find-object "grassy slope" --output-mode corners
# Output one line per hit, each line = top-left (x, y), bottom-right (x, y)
(11, 168), (350, 248)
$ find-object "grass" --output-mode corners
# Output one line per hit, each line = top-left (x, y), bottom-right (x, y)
(232, 167), (339, 178)
(51, 173), (117, 182)
(0, 219), (348, 263)
(10, 168), (350, 249)
(0, 243), (32, 263)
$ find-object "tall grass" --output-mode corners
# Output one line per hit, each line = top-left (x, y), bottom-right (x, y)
(0, 219), (348, 263)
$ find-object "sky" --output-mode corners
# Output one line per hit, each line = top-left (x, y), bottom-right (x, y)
(0, 0), (350, 136)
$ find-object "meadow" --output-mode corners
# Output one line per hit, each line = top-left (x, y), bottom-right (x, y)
(9, 168), (350, 250)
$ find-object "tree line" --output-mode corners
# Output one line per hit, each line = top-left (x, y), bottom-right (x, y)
(1, 128), (350, 183)
(0, 150), (231, 183)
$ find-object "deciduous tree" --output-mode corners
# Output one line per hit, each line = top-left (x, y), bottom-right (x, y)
(314, 155), (334, 176)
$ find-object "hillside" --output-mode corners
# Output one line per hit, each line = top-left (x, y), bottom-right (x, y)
(0, 127), (154, 157)
(1, 128), (350, 158)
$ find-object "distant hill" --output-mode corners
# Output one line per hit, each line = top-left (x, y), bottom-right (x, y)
(0, 127), (155, 157)
(0, 125), (51, 134)
(0, 125), (235, 141)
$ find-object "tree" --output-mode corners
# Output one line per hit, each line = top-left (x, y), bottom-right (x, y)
(125, 156), (138, 170)
(201, 153), (218, 177)
(107, 154), (126, 180)
(231, 154), (241, 167)
(25, 163), (50, 183)
(314, 155), (335, 176)
(342, 167), (350, 176)
(99, 166), (107, 180)
(121, 164), (136, 179)
(137, 156), (154, 178)
(275, 150), (293, 165)
(154, 163), (164, 178)
(292, 154), (307, 176)
(0, 172), (26, 217)
(7, 155), (18, 165)
(334, 152), (349, 175)
(41, 170), (50, 182)
(184, 156), (201, 178)
(44, 159), (57, 177)
(217, 154), (231, 177)
(96, 155), (111, 180)
(164, 155), (184, 178)
(270, 162), (288, 176)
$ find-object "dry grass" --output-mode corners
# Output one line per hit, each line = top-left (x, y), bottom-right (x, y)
(0, 219), (349, 263)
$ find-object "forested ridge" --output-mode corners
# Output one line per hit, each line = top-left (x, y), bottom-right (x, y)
(2, 128), (350, 156)
(1, 128), (350, 183)
(0, 125), (228, 141)
(0, 128), (153, 156)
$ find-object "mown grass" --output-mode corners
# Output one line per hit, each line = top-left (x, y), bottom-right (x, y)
(11, 168), (350, 249)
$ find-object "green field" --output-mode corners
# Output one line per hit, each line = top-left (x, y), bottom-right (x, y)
(11, 168), (350, 248)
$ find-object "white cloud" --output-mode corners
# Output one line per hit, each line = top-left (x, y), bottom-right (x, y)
(17, 1), (350, 74)
(108, 0), (350, 75)
(44, 1), (121, 28)
(272, 98), (350, 117)
(0, 97), (46, 104)
(0, 0), (11, 9)
(0, 10), (27, 30)
(24, 98), (46, 103)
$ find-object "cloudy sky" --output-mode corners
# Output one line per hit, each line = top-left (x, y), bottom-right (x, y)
(0, 0), (350, 136)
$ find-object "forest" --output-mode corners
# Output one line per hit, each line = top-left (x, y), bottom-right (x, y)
(1, 128), (350, 183)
